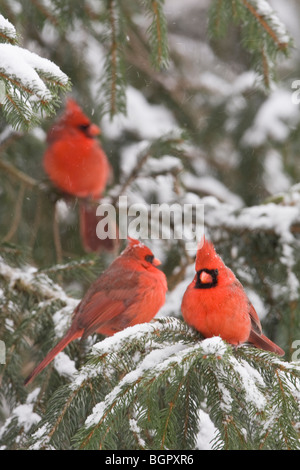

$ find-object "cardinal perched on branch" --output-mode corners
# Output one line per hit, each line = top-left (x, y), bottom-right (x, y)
(181, 237), (284, 356)
(25, 238), (168, 385)
(43, 98), (118, 252)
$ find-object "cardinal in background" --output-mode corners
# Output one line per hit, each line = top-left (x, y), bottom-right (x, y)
(43, 98), (117, 252)
(181, 237), (284, 356)
(25, 238), (168, 385)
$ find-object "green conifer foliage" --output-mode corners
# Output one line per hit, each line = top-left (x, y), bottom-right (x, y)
(0, 0), (300, 450)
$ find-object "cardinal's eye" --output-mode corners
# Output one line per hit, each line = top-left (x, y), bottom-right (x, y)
(145, 254), (154, 263)
(78, 124), (90, 132)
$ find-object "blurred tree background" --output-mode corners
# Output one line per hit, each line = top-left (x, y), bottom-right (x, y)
(0, 0), (300, 450)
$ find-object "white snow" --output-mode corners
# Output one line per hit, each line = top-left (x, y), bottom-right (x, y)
(129, 419), (146, 448)
(0, 43), (69, 101)
(0, 257), (79, 311)
(54, 352), (77, 379)
(101, 86), (178, 140)
(83, 333), (233, 430)
(84, 342), (188, 428)
(0, 390), (41, 440)
(269, 0), (300, 49)
(69, 319), (182, 390)
(200, 336), (228, 356)
(206, 199), (299, 243)
(120, 141), (150, 177)
(242, 89), (300, 147)
(54, 199), (77, 224)
(11, 404), (41, 433)
(196, 409), (216, 450)
(91, 319), (182, 357)
(182, 172), (244, 208)
(245, 289), (267, 321)
(232, 71), (259, 94)
(29, 424), (52, 450)
(159, 266), (194, 318)
(254, 0), (290, 44)
(263, 149), (291, 194)
(279, 242), (300, 301)
(230, 357), (267, 410)
(198, 72), (232, 97)
(52, 305), (76, 338)
(144, 155), (183, 176)
(0, 14), (16, 41)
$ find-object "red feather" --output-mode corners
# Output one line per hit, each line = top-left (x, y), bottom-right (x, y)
(25, 238), (167, 385)
(181, 238), (284, 356)
(43, 98), (118, 252)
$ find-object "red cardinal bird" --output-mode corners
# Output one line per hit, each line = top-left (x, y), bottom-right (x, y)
(181, 238), (284, 356)
(43, 98), (117, 252)
(25, 238), (168, 385)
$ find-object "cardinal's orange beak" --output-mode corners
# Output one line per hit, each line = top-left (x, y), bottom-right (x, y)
(199, 270), (213, 284)
(88, 123), (101, 137)
(153, 257), (161, 267)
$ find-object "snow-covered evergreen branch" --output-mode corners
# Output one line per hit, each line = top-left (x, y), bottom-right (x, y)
(0, 14), (70, 130)
(23, 319), (300, 450)
(209, 0), (292, 87)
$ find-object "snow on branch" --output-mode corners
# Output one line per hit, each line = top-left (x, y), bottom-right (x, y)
(0, 256), (78, 308)
(0, 44), (68, 100)
(27, 318), (300, 450)
(209, 0), (292, 87)
(241, 0), (290, 49)
(0, 15), (71, 130)
(0, 14), (17, 44)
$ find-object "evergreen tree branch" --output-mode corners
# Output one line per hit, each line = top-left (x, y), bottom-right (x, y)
(145, 0), (169, 70)
(23, 318), (300, 450)
(241, 0), (289, 50)
(0, 14), (71, 130)
(261, 46), (270, 88)
(97, 0), (127, 118)
(0, 14), (18, 44)
(209, 0), (292, 87)
(108, 0), (118, 117)
(0, 255), (78, 306)
(30, 0), (59, 27)
(0, 158), (39, 189)
(2, 182), (26, 243)
(111, 134), (185, 205)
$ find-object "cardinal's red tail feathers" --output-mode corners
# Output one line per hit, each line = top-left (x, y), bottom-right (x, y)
(24, 330), (79, 386)
(79, 201), (119, 253)
(248, 330), (285, 356)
